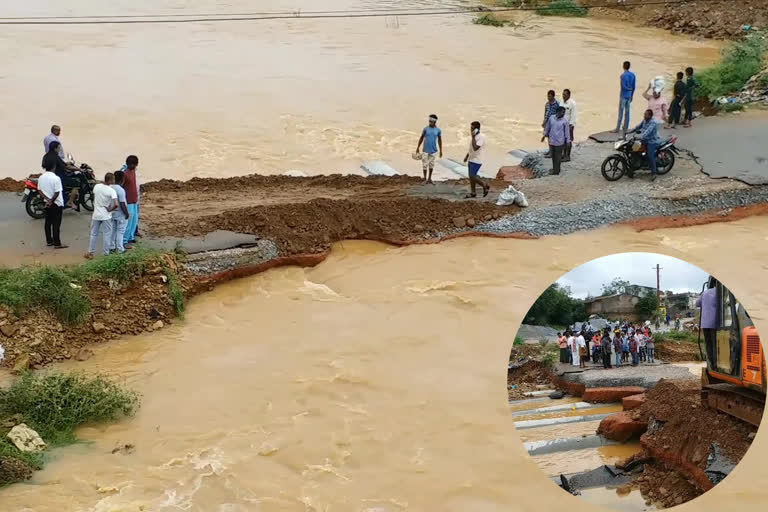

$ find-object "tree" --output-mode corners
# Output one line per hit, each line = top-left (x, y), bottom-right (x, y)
(635, 294), (660, 320)
(601, 278), (631, 296)
(524, 284), (586, 327)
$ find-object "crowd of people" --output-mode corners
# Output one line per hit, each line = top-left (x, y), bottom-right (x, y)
(557, 321), (657, 370)
(37, 124), (142, 257)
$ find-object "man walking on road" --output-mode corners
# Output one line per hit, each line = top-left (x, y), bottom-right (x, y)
(615, 61), (636, 135)
(38, 161), (67, 249)
(541, 106), (570, 175)
(463, 121), (490, 198)
(85, 173), (118, 259)
(562, 89), (578, 162)
(415, 115), (443, 184)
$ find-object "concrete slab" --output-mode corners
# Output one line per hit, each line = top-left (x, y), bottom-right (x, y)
(525, 434), (617, 456)
(514, 413), (612, 430)
(510, 401), (605, 417)
(360, 161), (398, 177)
(144, 230), (261, 255)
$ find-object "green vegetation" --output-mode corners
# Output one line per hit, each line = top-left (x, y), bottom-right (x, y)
(0, 247), (185, 325)
(524, 283), (586, 327)
(514, 335), (525, 346)
(536, 0), (588, 17)
(721, 103), (746, 113)
(0, 372), (139, 486)
(473, 13), (506, 27)
(635, 294), (660, 320)
(541, 344), (560, 368)
(698, 31), (766, 99)
(654, 330), (698, 344)
(601, 278), (630, 296)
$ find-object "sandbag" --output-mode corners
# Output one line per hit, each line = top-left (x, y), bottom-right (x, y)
(496, 185), (529, 207)
(650, 76), (665, 94)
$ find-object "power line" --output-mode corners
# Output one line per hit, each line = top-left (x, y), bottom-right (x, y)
(0, 1), (734, 25)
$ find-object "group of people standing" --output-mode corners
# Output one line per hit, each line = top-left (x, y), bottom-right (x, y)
(540, 88), (578, 176)
(557, 322), (657, 370)
(37, 125), (142, 256)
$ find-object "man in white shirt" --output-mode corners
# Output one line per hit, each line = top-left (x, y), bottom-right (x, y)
(568, 331), (579, 367)
(38, 162), (68, 249)
(86, 173), (119, 259)
(462, 121), (490, 199)
(43, 125), (65, 159)
(562, 89), (578, 162)
(576, 332), (587, 368)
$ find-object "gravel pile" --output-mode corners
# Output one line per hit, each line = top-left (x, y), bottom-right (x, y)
(478, 186), (768, 237)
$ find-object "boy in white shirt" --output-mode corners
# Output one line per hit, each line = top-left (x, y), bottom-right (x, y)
(37, 163), (68, 249)
(85, 173), (118, 259)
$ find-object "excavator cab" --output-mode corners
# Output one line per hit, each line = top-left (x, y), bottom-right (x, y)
(699, 277), (766, 426)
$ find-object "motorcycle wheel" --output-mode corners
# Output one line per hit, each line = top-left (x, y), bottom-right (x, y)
(656, 149), (675, 175)
(601, 155), (627, 181)
(80, 189), (94, 212)
(25, 192), (46, 219)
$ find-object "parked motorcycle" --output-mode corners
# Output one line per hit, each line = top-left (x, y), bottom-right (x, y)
(23, 154), (95, 219)
(601, 135), (679, 181)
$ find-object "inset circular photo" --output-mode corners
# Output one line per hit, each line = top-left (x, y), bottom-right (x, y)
(508, 253), (765, 510)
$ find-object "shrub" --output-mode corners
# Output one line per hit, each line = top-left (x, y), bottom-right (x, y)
(536, 0), (588, 17)
(721, 102), (746, 112)
(698, 32), (766, 98)
(514, 336), (525, 346)
(0, 372), (140, 445)
(473, 14), (506, 27)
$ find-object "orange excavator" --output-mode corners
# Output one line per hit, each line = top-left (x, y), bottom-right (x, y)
(699, 276), (766, 427)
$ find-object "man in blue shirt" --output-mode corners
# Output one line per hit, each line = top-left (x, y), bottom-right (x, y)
(541, 106), (571, 175)
(415, 114), (443, 184)
(631, 109), (660, 181)
(615, 61), (636, 135)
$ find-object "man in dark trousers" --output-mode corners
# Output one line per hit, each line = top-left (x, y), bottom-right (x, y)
(668, 71), (686, 129)
(684, 67), (698, 127)
(697, 280), (717, 365)
(541, 106), (571, 175)
(601, 329), (613, 369)
(37, 160), (68, 249)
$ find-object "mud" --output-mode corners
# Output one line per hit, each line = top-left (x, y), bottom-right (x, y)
(0, 178), (24, 193)
(623, 203), (768, 232)
(654, 341), (702, 362)
(507, 359), (554, 401)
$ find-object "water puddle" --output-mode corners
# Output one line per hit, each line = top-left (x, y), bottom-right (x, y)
(580, 487), (658, 511)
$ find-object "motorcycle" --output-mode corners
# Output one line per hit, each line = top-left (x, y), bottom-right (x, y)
(23, 154), (95, 219)
(601, 134), (679, 181)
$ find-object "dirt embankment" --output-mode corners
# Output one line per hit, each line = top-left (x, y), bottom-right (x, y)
(654, 341), (701, 362)
(592, 1), (768, 40)
(0, 178), (24, 193)
(617, 380), (758, 508)
(507, 358), (554, 400)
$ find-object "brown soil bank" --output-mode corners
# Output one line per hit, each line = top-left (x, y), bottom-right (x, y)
(613, 380), (758, 508)
(507, 357), (554, 400)
(0, 178), (24, 193)
(593, 1), (768, 40)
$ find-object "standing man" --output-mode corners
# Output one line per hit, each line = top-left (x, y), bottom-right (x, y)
(562, 89), (578, 162)
(463, 121), (490, 198)
(668, 72), (686, 128)
(542, 90), (560, 157)
(122, 155), (140, 246)
(85, 173), (118, 259)
(684, 67), (698, 128)
(577, 331), (587, 369)
(541, 106), (571, 175)
(110, 170), (130, 254)
(613, 331), (623, 367)
(415, 115), (443, 185)
(646, 329), (655, 363)
(696, 281), (717, 364)
(615, 61), (636, 135)
(601, 330), (613, 369)
(43, 125), (66, 159)
(629, 333), (639, 366)
(558, 332), (568, 364)
(38, 160), (67, 249)
(630, 109), (661, 181)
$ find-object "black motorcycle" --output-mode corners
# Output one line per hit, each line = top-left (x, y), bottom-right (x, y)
(601, 135), (679, 181)
(23, 163), (96, 219)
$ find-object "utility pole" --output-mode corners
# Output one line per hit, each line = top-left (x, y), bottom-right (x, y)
(654, 264), (662, 301)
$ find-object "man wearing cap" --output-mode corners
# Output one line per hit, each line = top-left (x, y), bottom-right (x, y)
(415, 115), (442, 184)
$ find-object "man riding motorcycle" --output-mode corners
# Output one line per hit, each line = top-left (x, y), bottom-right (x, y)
(629, 108), (660, 181)
(42, 141), (81, 210)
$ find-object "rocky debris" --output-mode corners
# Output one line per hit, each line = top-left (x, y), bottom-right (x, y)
(622, 393), (647, 410)
(7, 424), (46, 453)
(12, 354), (30, 374)
(74, 348), (94, 362)
(497, 165), (533, 181)
(111, 443), (135, 455)
(92, 322), (106, 334)
(631, 464), (700, 509)
(583, 386), (646, 403)
(0, 323), (19, 338)
(507, 359), (553, 400)
(516, 324), (559, 343)
(0, 177), (25, 193)
(520, 153), (551, 179)
(597, 411), (648, 442)
(452, 217), (467, 228)
(0, 456), (34, 485)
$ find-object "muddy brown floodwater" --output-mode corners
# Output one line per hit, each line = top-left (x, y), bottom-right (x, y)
(0, 218), (766, 511)
(0, 0), (719, 181)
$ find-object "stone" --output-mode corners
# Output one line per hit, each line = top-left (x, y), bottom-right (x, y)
(583, 386), (646, 403)
(452, 217), (466, 228)
(92, 322), (106, 334)
(7, 424), (46, 453)
(466, 217), (476, 228)
(622, 393), (647, 411)
(75, 348), (94, 362)
(0, 323), (19, 337)
(29, 339), (43, 348)
(748, 432), (756, 440)
(597, 411), (647, 442)
(0, 456), (34, 483)
(12, 354), (30, 374)
(152, 320), (164, 330)
(414, 224), (425, 232)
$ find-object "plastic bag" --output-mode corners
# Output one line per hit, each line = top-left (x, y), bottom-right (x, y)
(496, 185), (528, 207)
(0, 343), (4, 362)
(650, 76), (665, 94)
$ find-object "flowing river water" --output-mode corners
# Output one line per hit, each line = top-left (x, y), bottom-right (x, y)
(0, 218), (767, 511)
(0, 0), (720, 180)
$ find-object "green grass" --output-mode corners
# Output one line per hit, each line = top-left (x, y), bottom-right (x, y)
(0, 247), (185, 324)
(513, 335), (525, 346)
(473, 13), (506, 27)
(760, 74), (768, 87)
(536, 0), (588, 17)
(699, 32), (766, 98)
(654, 330), (698, 344)
(721, 102), (746, 112)
(0, 372), (140, 446)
